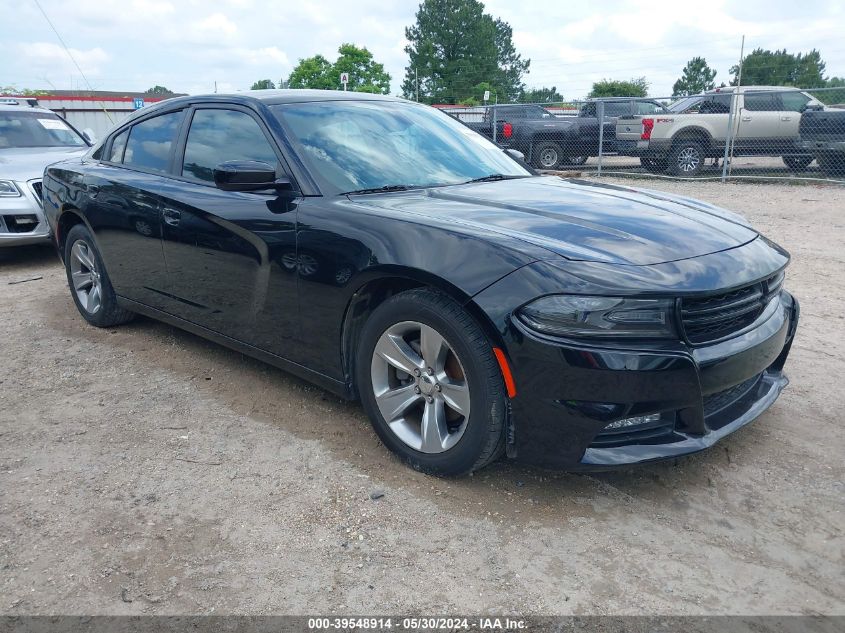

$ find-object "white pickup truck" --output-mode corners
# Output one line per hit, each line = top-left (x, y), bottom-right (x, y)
(615, 86), (824, 176)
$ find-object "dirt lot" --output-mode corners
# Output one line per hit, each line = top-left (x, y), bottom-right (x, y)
(1, 178), (843, 616)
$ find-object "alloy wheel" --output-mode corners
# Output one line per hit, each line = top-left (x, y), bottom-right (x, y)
(539, 147), (559, 168)
(370, 321), (470, 453)
(69, 240), (102, 314)
(676, 146), (701, 173)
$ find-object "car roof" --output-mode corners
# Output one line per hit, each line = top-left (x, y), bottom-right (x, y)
(0, 100), (56, 114)
(154, 89), (402, 109)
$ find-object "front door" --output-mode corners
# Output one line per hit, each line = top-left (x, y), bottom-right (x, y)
(156, 106), (300, 359)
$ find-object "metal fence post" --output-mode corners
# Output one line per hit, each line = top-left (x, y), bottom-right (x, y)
(721, 91), (736, 183)
(492, 105), (497, 145)
(596, 100), (605, 177)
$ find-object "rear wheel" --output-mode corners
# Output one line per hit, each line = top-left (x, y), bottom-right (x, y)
(668, 140), (705, 177)
(532, 142), (563, 169)
(64, 224), (134, 327)
(356, 288), (507, 476)
(782, 155), (813, 171)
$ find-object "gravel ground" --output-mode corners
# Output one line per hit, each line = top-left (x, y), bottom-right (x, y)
(1, 177), (843, 616)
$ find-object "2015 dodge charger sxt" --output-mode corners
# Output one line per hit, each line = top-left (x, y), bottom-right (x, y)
(43, 90), (799, 476)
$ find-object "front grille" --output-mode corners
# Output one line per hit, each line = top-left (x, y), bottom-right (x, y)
(703, 373), (762, 418)
(680, 272), (783, 344)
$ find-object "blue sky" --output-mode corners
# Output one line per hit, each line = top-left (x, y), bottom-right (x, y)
(2, 0), (844, 99)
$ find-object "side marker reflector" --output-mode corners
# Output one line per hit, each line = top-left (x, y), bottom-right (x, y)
(493, 347), (517, 398)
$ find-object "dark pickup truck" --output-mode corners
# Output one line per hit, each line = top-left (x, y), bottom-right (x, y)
(455, 100), (669, 170)
(799, 108), (845, 177)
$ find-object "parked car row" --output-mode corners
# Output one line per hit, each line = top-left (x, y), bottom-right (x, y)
(449, 87), (844, 178)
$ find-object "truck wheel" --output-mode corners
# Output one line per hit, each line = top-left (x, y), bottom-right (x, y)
(668, 140), (705, 177)
(782, 155), (813, 171)
(817, 154), (845, 177)
(640, 157), (669, 174)
(533, 142), (563, 169)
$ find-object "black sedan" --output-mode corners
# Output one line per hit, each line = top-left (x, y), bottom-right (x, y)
(42, 90), (799, 476)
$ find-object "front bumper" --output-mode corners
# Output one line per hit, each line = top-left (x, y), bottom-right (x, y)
(506, 291), (799, 469)
(0, 179), (50, 247)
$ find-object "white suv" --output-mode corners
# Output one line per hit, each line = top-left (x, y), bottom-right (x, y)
(0, 99), (91, 246)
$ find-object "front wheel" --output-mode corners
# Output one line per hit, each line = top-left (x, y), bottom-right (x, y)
(668, 140), (705, 177)
(64, 224), (135, 327)
(782, 155), (813, 171)
(356, 289), (507, 476)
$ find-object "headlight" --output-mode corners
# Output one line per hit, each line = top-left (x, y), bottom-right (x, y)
(517, 295), (676, 339)
(0, 180), (21, 197)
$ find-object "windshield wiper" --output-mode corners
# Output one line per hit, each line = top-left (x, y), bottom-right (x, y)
(342, 184), (419, 195)
(462, 174), (526, 184)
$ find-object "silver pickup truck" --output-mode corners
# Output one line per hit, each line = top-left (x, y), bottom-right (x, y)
(615, 86), (824, 176)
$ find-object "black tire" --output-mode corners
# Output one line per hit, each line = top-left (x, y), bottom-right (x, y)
(64, 224), (135, 328)
(640, 157), (669, 174)
(356, 288), (507, 476)
(816, 153), (845, 177)
(782, 155), (814, 171)
(532, 141), (563, 169)
(667, 139), (706, 177)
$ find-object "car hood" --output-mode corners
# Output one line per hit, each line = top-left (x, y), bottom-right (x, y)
(349, 177), (757, 266)
(0, 147), (88, 182)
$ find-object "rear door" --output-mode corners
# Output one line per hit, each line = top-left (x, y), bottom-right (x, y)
(735, 91), (785, 154)
(156, 104), (300, 357)
(81, 109), (185, 311)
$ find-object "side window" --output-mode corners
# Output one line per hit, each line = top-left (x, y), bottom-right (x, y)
(124, 110), (183, 173)
(182, 109), (279, 183)
(780, 92), (811, 112)
(604, 103), (628, 117)
(637, 101), (662, 114)
(699, 95), (731, 114)
(743, 92), (779, 112)
(580, 103), (597, 117)
(108, 128), (129, 162)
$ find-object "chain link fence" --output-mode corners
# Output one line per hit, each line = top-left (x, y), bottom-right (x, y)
(440, 86), (845, 183)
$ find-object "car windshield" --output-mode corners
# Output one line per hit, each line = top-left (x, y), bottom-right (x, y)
(272, 100), (531, 193)
(0, 110), (88, 148)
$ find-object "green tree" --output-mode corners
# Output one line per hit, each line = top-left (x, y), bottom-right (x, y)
(819, 76), (845, 104)
(672, 57), (717, 96)
(521, 86), (564, 103)
(287, 45), (390, 93)
(145, 85), (171, 95)
(288, 54), (335, 89)
(730, 48), (827, 87)
(588, 78), (648, 98)
(332, 43), (391, 94)
(0, 85), (47, 96)
(402, 0), (529, 104)
(250, 79), (276, 90)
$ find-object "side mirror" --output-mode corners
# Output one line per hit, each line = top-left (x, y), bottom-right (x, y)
(803, 103), (824, 112)
(505, 148), (526, 162)
(213, 160), (293, 192)
(82, 128), (97, 144)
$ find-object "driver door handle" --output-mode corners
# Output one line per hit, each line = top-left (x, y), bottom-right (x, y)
(162, 207), (181, 226)
(741, 116), (752, 121)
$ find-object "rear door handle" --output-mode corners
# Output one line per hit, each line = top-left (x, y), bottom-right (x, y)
(162, 207), (181, 226)
(741, 116), (752, 122)
(781, 116), (791, 121)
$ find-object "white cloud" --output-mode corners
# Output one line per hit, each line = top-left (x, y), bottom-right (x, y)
(18, 42), (110, 78)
